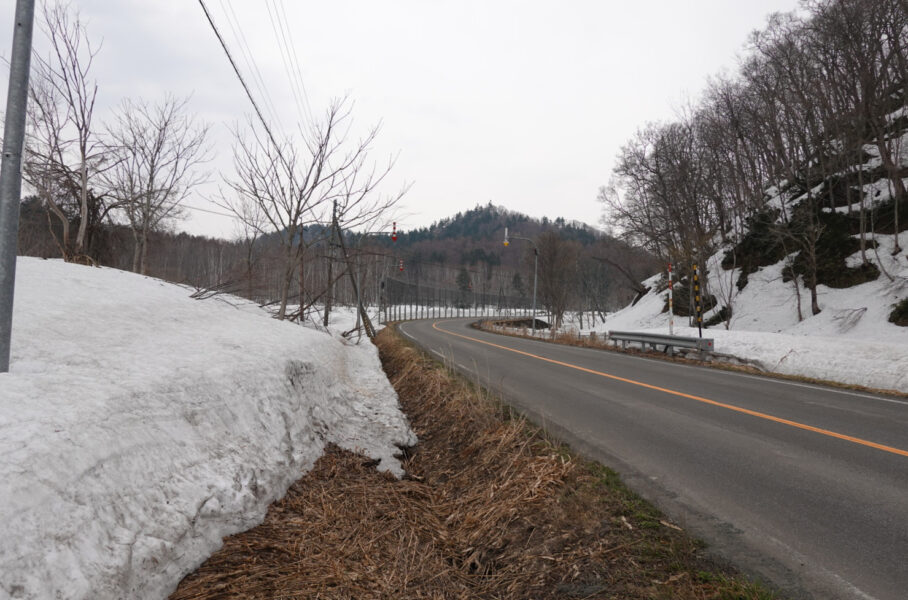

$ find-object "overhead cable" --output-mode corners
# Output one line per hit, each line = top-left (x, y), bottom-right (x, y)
(196, 0), (293, 178)
(219, 0), (284, 131)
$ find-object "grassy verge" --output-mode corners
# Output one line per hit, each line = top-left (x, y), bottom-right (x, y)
(171, 325), (778, 599)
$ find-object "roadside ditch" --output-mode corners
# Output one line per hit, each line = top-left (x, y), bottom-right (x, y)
(170, 325), (777, 599)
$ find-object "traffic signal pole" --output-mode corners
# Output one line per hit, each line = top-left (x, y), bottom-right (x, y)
(0, 0), (36, 373)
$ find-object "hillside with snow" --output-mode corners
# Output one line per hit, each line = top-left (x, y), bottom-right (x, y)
(0, 258), (415, 600)
(590, 225), (908, 393)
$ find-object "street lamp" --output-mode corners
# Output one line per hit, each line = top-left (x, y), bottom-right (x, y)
(503, 227), (538, 336)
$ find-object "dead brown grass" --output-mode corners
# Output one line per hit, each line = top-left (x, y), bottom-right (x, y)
(170, 326), (776, 600)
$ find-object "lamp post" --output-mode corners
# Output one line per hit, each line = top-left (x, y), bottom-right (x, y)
(503, 228), (538, 336)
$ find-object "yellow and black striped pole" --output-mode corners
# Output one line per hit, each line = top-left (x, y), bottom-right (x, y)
(693, 264), (702, 338)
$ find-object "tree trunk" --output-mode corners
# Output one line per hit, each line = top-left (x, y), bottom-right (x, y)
(277, 261), (294, 320)
(76, 160), (89, 254)
(877, 141), (904, 253)
(299, 248), (306, 323)
(809, 276), (821, 316)
(131, 230), (141, 273)
(276, 241), (296, 320)
(45, 199), (72, 259)
(140, 229), (149, 275)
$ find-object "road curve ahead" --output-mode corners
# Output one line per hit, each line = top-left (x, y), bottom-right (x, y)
(398, 318), (908, 600)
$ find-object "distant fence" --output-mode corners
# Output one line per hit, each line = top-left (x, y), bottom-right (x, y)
(382, 277), (534, 323)
(381, 302), (534, 323)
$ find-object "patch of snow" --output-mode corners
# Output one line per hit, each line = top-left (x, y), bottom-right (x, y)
(573, 231), (908, 393)
(0, 258), (416, 600)
(886, 106), (908, 124)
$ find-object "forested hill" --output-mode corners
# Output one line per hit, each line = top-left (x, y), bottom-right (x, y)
(372, 203), (601, 270)
(401, 203), (598, 245)
(601, 0), (908, 330)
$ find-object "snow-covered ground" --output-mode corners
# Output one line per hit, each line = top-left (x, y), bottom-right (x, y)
(0, 258), (416, 600)
(566, 230), (908, 393)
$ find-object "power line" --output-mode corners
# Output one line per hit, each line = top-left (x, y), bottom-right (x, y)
(264, 0), (309, 129)
(182, 203), (238, 219)
(219, 0), (284, 132)
(276, 0), (314, 124)
(197, 0), (293, 177)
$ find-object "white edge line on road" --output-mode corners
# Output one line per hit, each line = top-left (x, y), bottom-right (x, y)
(468, 323), (907, 406)
(630, 350), (908, 404)
(431, 349), (444, 359)
(715, 370), (908, 405)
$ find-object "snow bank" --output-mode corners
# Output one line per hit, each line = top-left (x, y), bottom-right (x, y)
(574, 231), (908, 393)
(0, 258), (416, 600)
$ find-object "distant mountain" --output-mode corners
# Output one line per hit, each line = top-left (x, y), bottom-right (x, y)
(368, 202), (603, 270)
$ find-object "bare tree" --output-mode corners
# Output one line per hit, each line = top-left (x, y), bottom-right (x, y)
(604, 0), (908, 321)
(103, 95), (210, 274)
(535, 231), (580, 331)
(220, 98), (404, 320)
(24, 2), (109, 261)
(233, 199), (268, 301)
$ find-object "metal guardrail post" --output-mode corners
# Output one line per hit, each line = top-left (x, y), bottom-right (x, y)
(607, 330), (714, 357)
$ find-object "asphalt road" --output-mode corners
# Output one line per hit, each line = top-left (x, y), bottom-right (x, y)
(398, 318), (908, 600)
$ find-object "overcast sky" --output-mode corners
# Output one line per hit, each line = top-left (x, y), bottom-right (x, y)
(1, 0), (802, 239)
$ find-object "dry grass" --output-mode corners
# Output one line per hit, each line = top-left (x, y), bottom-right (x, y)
(171, 327), (776, 600)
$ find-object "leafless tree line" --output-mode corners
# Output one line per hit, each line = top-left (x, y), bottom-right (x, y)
(601, 0), (908, 321)
(17, 2), (403, 331)
(217, 98), (406, 320)
(22, 2), (210, 271)
(16, 2), (657, 332)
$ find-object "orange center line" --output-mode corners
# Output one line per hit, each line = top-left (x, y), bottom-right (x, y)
(429, 320), (908, 459)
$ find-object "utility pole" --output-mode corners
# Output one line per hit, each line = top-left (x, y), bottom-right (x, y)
(332, 207), (376, 339)
(667, 262), (674, 336)
(323, 202), (336, 328)
(0, 0), (36, 373)
(693, 263), (703, 338)
(504, 228), (539, 336)
(531, 247), (537, 333)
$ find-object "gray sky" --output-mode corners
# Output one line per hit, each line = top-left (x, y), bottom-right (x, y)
(2, 0), (802, 239)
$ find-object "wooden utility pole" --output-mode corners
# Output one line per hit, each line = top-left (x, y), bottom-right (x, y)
(332, 204), (375, 339)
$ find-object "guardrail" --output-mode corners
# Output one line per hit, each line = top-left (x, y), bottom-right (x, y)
(607, 330), (714, 357)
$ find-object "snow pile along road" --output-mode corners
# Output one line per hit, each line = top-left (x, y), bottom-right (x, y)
(581, 230), (908, 393)
(0, 258), (416, 600)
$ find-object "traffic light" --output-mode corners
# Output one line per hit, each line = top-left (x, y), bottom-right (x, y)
(391, 222), (397, 242)
(398, 259), (404, 272)
(503, 226), (509, 246)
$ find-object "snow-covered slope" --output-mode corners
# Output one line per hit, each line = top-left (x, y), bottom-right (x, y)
(0, 258), (416, 600)
(588, 231), (908, 393)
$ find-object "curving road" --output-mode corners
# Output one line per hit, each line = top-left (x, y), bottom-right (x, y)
(398, 318), (908, 600)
